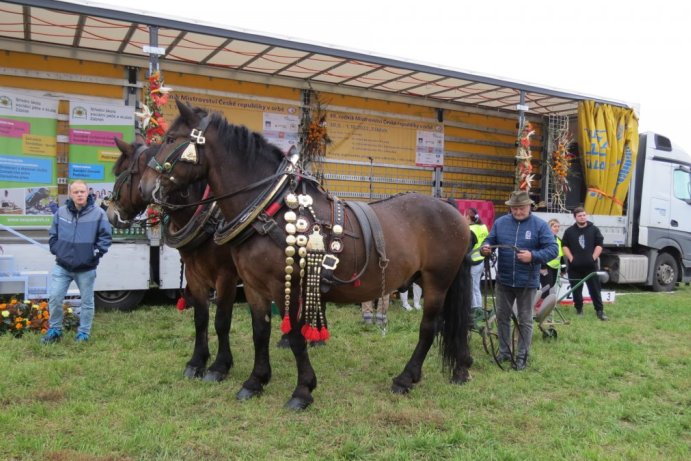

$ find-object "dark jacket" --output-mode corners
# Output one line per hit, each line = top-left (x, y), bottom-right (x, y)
(49, 195), (112, 272)
(481, 213), (558, 288)
(562, 221), (603, 272)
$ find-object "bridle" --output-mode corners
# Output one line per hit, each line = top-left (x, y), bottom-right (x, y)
(146, 115), (302, 216)
(111, 143), (149, 202)
(103, 143), (149, 227)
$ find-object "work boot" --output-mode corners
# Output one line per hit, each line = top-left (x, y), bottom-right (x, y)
(513, 356), (527, 371)
(597, 311), (609, 321)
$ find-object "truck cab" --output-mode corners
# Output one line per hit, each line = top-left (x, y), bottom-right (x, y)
(625, 132), (691, 290)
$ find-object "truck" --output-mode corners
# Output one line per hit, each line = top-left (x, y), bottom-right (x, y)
(1, 0), (689, 308)
(535, 131), (691, 292)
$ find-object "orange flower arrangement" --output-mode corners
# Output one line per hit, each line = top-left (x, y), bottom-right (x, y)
(0, 297), (79, 338)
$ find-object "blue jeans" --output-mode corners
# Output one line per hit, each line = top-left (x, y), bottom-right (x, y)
(470, 263), (484, 309)
(48, 265), (97, 335)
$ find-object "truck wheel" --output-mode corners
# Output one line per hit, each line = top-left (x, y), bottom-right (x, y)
(652, 253), (677, 292)
(95, 290), (146, 311)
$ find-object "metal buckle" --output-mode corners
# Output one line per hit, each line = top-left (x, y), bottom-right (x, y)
(321, 254), (339, 271)
(190, 128), (206, 145)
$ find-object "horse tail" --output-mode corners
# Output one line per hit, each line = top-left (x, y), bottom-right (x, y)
(439, 253), (473, 373)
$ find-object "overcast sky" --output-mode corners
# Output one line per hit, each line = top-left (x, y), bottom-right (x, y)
(82, 0), (691, 152)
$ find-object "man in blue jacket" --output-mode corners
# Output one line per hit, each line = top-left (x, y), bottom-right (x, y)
(480, 190), (557, 370)
(42, 180), (112, 344)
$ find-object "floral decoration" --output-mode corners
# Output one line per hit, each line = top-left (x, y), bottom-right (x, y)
(135, 71), (172, 145)
(146, 205), (162, 225)
(515, 122), (536, 191)
(304, 114), (330, 158)
(0, 298), (79, 338)
(298, 89), (331, 176)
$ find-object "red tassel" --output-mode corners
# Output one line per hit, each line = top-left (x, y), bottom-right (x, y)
(319, 327), (331, 341)
(280, 315), (292, 334)
(176, 297), (186, 311)
(265, 201), (281, 216)
(352, 272), (361, 287)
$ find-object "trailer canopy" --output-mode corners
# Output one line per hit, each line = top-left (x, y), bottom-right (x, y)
(1, 0), (630, 116)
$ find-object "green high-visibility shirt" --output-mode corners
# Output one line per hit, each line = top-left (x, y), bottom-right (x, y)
(546, 236), (563, 269)
(470, 223), (489, 262)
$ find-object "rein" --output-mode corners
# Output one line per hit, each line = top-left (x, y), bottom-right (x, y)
(151, 165), (293, 212)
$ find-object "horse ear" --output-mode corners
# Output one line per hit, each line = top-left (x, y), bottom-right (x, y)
(176, 99), (196, 122)
(114, 137), (131, 154)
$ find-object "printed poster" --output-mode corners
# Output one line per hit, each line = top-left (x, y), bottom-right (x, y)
(0, 88), (58, 227)
(326, 111), (444, 166)
(166, 92), (300, 153)
(69, 100), (135, 209)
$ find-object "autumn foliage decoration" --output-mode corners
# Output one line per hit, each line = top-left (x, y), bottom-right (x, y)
(298, 90), (331, 176)
(515, 122), (536, 191)
(549, 131), (573, 211)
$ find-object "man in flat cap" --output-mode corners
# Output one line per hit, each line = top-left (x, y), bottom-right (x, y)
(480, 190), (557, 370)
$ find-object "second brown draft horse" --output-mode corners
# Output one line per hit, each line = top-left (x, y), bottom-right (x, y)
(107, 138), (244, 383)
(139, 100), (474, 409)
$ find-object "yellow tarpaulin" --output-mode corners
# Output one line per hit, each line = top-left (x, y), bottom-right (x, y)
(577, 101), (639, 215)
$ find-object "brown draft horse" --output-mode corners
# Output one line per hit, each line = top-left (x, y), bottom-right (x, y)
(139, 100), (474, 409)
(107, 138), (245, 383)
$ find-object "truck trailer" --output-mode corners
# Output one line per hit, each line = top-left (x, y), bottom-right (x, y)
(1, 0), (689, 311)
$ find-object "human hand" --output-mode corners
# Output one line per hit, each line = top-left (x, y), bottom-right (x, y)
(480, 245), (491, 256)
(516, 250), (532, 263)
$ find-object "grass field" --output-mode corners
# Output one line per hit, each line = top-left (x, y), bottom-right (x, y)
(1, 284), (689, 460)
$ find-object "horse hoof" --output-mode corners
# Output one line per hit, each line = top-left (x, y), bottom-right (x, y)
(203, 370), (228, 382)
(276, 336), (290, 349)
(390, 383), (411, 395)
(451, 369), (471, 385)
(236, 387), (262, 401)
(284, 397), (311, 410)
(183, 366), (205, 379)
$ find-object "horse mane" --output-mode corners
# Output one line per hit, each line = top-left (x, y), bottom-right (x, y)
(208, 112), (284, 168)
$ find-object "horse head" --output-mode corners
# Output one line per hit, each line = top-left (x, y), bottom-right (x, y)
(106, 137), (159, 228)
(139, 99), (287, 221)
(139, 100), (210, 204)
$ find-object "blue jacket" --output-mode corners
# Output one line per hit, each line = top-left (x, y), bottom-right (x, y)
(482, 213), (558, 288)
(49, 195), (112, 272)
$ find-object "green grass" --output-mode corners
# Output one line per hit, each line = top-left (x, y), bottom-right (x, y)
(1, 285), (689, 460)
